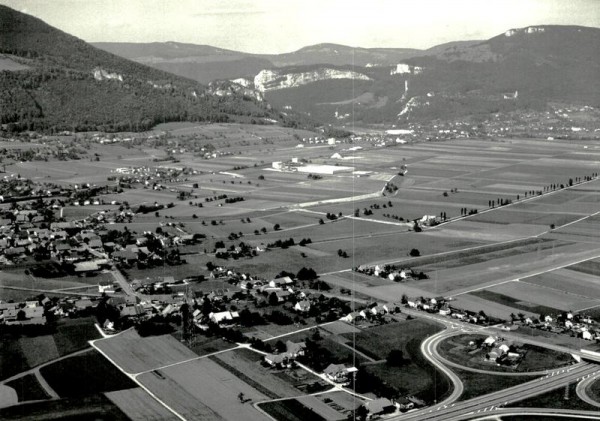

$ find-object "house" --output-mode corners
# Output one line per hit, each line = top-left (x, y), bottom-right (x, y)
(419, 215), (437, 226)
(483, 336), (496, 347)
(370, 304), (389, 316)
(269, 277), (294, 288)
(120, 304), (146, 318)
(286, 341), (306, 358)
(294, 300), (311, 313)
(498, 344), (510, 354)
(209, 311), (239, 324)
(323, 364), (357, 384)
(275, 290), (292, 302)
(365, 398), (396, 418)
(264, 353), (291, 368)
(112, 249), (138, 263)
(88, 239), (104, 249)
(74, 299), (95, 310)
(341, 311), (363, 323)
(396, 397), (415, 411)
(439, 305), (451, 316)
(74, 261), (101, 274)
(98, 281), (115, 294)
(581, 330), (593, 340)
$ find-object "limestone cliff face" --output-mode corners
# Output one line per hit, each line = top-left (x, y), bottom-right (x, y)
(208, 80), (264, 101)
(92, 67), (123, 81)
(232, 68), (371, 92)
(504, 26), (546, 37)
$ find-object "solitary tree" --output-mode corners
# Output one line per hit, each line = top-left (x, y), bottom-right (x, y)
(386, 349), (405, 367)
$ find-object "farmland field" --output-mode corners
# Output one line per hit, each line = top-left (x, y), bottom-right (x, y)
(137, 358), (271, 421)
(468, 290), (562, 316)
(0, 318), (99, 381)
(484, 280), (600, 312)
(6, 128), (600, 418)
(0, 394), (130, 420)
(93, 329), (198, 374)
(39, 350), (136, 397)
(259, 399), (328, 421)
(105, 387), (180, 421)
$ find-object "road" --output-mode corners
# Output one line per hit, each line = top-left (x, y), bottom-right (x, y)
(427, 328), (571, 377)
(576, 371), (600, 408)
(110, 268), (138, 297)
(394, 362), (599, 421)
(471, 408), (600, 420)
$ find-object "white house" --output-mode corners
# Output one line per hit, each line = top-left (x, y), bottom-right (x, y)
(209, 311), (239, 324)
(294, 300), (311, 313)
(323, 364), (358, 385)
(370, 304), (389, 316)
(498, 344), (510, 354)
(268, 277), (294, 288)
(484, 336), (496, 347)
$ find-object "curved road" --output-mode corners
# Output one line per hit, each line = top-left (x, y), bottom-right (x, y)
(394, 362), (598, 421)
(429, 329), (573, 377)
(576, 371), (600, 408)
(421, 329), (464, 405)
(394, 323), (600, 421)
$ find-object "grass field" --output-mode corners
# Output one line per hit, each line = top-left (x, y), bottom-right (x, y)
(39, 350), (136, 397)
(587, 378), (600, 407)
(341, 319), (448, 401)
(438, 334), (574, 373)
(453, 367), (536, 401)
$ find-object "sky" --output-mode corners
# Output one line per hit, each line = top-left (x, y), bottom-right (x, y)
(2, 0), (599, 53)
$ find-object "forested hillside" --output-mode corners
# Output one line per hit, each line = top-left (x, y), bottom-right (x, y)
(0, 5), (276, 133)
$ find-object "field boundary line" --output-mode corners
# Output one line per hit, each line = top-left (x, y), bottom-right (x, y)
(134, 344), (241, 376)
(262, 321), (336, 341)
(89, 338), (188, 421)
(452, 279), (519, 297)
(426, 177), (600, 232)
(452, 249), (600, 297)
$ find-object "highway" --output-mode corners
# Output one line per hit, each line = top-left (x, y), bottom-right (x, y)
(394, 362), (599, 420)
(473, 408), (600, 419)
